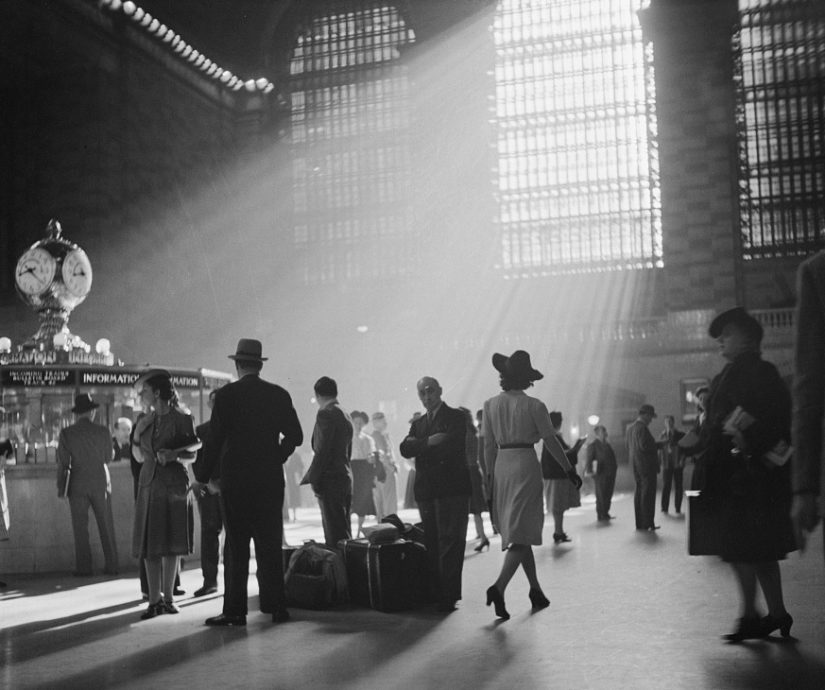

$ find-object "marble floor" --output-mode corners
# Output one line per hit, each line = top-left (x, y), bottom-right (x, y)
(2, 488), (824, 690)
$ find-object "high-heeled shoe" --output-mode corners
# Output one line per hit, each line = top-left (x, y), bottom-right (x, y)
(528, 588), (550, 610)
(722, 616), (765, 642)
(761, 612), (793, 638)
(474, 538), (490, 553)
(553, 532), (571, 544)
(140, 601), (165, 620)
(485, 585), (510, 620)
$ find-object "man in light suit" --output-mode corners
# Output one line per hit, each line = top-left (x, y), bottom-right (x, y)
(203, 339), (303, 626)
(400, 377), (470, 612)
(792, 249), (825, 560)
(302, 376), (353, 548)
(57, 393), (118, 576)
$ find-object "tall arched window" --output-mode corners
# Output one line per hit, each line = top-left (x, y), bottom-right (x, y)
(493, 0), (662, 275)
(736, 0), (825, 258)
(288, 3), (416, 284)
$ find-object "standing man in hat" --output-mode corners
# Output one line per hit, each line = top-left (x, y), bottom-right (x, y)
(203, 339), (303, 626)
(400, 377), (471, 612)
(625, 403), (661, 531)
(302, 376), (353, 548)
(57, 393), (119, 576)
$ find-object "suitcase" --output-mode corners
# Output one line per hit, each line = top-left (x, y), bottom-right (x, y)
(687, 492), (723, 556)
(282, 545), (299, 573)
(285, 542), (348, 609)
(339, 538), (429, 612)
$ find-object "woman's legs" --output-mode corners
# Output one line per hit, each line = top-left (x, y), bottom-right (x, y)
(520, 545), (541, 591)
(494, 545), (524, 593)
(730, 562), (759, 618)
(145, 557), (162, 604)
(754, 561), (788, 618)
(162, 555), (179, 602)
(473, 513), (487, 541)
(552, 510), (565, 535)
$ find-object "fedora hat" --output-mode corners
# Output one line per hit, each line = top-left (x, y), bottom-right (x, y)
(71, 393), (99, 414)
(492, 350), (543, 382)
(708, 307), (763, 343)
(229, 338), (268, 362)
(134, 368), (172, 390)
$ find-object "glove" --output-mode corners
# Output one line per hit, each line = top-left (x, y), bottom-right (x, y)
(567, 468), (583, 490)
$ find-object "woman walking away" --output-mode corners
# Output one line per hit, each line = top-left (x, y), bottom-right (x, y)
(482, 351), (581, 620)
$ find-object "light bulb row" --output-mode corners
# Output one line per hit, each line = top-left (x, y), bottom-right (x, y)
(100, 0), (275, 93)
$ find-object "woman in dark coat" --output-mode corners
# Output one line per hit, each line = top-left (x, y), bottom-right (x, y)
(132, 370), (200, 620)
(700, 308), (796, 641)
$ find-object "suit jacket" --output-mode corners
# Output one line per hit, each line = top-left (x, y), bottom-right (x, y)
(302, 401), (353, 489)
(585, 438), (617, 475)
(399, 402), (470, 501)
(57, 417), (113, 497)
(625, 419), (658, 475)
(792, 249), (825, 498)
(204, 373), (303, 491)
(192, 420), (213, 484)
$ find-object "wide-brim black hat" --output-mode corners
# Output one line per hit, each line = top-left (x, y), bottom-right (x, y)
(708, 307), (763, 342)
(492, 350), (543, 382)
(71, 393), (99, 414)
(229, 338), (268, 362)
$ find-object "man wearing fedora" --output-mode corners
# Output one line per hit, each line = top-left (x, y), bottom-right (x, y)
(625, 403), (661, 531)
(400, 376), (471, 612)
(202, 339), (303, 626)
(57, 393), (119, 576)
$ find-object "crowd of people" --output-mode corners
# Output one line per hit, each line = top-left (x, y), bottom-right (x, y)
(16, 249), (822, 638)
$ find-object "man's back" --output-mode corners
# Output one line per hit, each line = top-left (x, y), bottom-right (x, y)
(311, 403), (353, 481)
(626, 419), (656, 471)
(58, 418), (111, 486)
(209, 374), (303, 485)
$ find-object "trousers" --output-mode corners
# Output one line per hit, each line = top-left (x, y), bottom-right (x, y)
(418, 494), (469, 604)
(594, 466), (617, 520)
(315, 476), (352, 548)
(69, 487), (118, 573)
(633, 468), (657, 529)
(661, 466), (684, 513)
(196, 490), (224, 586)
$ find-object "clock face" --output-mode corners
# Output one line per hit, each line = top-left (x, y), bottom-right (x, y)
(61, 248), (93, 298)
(15, 247), (57, 295)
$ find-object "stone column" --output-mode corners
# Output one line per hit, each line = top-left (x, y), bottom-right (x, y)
(639, 0), (743, 311)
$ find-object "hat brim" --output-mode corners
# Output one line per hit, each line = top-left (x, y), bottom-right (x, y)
(134, 368), (172, 389)
(492, 352), (544, 381)
(492, 353), (508, 373)
(708, 307), (763, 340)
(228, 354), (268, 362)
(71, 402), (99, 413)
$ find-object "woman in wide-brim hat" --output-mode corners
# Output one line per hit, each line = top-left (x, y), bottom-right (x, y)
(482, 350), (581, 620)
(131, 369), (201, 620)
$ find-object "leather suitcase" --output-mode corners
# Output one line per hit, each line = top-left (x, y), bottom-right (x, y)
(282, 545), (299, 573)
(687, 493), (723, 556)
(339, 539), (429, 612)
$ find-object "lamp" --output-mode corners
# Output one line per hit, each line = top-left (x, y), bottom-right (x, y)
(95, 338), (111, 356)
(0, 337), (11, 353)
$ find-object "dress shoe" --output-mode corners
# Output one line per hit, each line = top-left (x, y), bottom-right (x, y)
(723, 616), (765, 642)
(435, 600), (457, 613)
(140, 601), (165, 620)
(485, 585), (510, 620)
(474, 538), (490, 553)
(647, 525), (661, 531)
(552, 532), (571, 544)
(271, 608), (291, 624)
(163, 601), (180, 614)
(194, 585), (218, 597)
(528, 588), (550, 610)
(173, 587), (186, 596)
(205, 613), (246, 627)
(761, 612), (793, 638)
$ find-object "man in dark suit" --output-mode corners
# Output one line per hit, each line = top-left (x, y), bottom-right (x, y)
(792, 249), (825, 561)
(57, 393), (119, 576)
(301, 376), (353, 548)
(203, 339), (303, 626)
(399, 377), (470, 612)
(191, 389), (224, 597)
(626, 404), (661, 531)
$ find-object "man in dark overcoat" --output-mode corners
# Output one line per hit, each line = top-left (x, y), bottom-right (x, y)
(400, 376), (470, 612)
(203, 339), (303, 626)
(625, 404), (660, 531)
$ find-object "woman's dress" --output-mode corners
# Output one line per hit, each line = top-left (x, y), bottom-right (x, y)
(350, 431), (377, 517)
(483, 390), (559, 549)
(132, 408), (197, 558)
(702, 351), (796, 562)
(546, 434), (581, 513)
